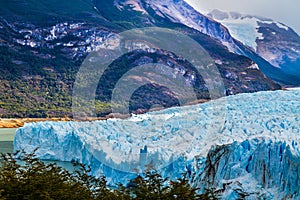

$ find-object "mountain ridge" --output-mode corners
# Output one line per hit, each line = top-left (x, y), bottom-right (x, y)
(207, 9), (300, 80)
(0, 0), (281, 118)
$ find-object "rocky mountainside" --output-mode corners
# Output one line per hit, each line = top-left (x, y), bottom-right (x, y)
(208, 9), (300, 82)
(108, 0), (300, 85)
(0, 0), (282, 118)
(112, 0), (239, 52)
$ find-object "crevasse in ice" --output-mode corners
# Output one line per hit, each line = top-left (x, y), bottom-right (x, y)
(14, 90), (300, 198)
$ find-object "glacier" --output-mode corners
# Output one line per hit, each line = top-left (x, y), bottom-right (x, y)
(206, 9), (300, 74)
(194, 139), (300, 199)
(14, 90), (300, 198)
(112, 0), (300, 86)
(207, 9), (268, 51)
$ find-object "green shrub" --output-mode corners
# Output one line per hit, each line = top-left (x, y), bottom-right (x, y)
(0, 151), (218, 200)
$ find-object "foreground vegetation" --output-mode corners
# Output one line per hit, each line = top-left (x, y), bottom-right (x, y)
(0, 152), (218, 200)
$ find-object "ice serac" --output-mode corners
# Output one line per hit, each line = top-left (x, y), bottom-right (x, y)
(194, 139), (300, 199)
(14, 90), (300, 197)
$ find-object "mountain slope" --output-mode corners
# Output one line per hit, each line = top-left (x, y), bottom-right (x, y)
(110, 0), (239, 52)
(0, 0), (280, 118)
(107, 0), (300, 85)
(208, 9), (300, 81)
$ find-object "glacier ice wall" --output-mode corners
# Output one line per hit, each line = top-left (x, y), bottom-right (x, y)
(14, 90), (300, 192)
(194, 139), (300, 199)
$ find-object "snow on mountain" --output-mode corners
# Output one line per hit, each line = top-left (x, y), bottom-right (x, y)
(207, 9), (300, 74)
(114, 0), (146, 14)
(112, 0), (300, 86)
(207, 10), (264, 51)
(14, 90), (300, 197)
(114, 0), (242, 53)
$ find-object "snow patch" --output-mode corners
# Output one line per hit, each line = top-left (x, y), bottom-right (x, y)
(211, 15), (263, 51)
(248, 63), (259, 70)
(114, 0), (147, 14)
(276, 22), (289, 31)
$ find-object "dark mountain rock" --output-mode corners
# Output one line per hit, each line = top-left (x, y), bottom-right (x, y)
(0, 0), (281, 117)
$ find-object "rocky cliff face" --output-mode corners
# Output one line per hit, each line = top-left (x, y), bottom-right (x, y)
(208, 9), (300, 83)
(256, 22), (300, 78)
(111, 0), (300, 85)
(0, 0), (281, 117)
(113, 0), (243, 53)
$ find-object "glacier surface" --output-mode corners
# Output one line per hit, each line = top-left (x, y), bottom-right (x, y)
(194, 139), (300, 199)
(207, 9), (294, 53)
(14, 90), (300, 197)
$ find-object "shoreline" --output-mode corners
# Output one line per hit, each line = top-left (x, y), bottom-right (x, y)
(2, 89), (298, 129)
(3, 90), (294, 129)
(0, 118), (72, 128)
(0, 99), (209, 128)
